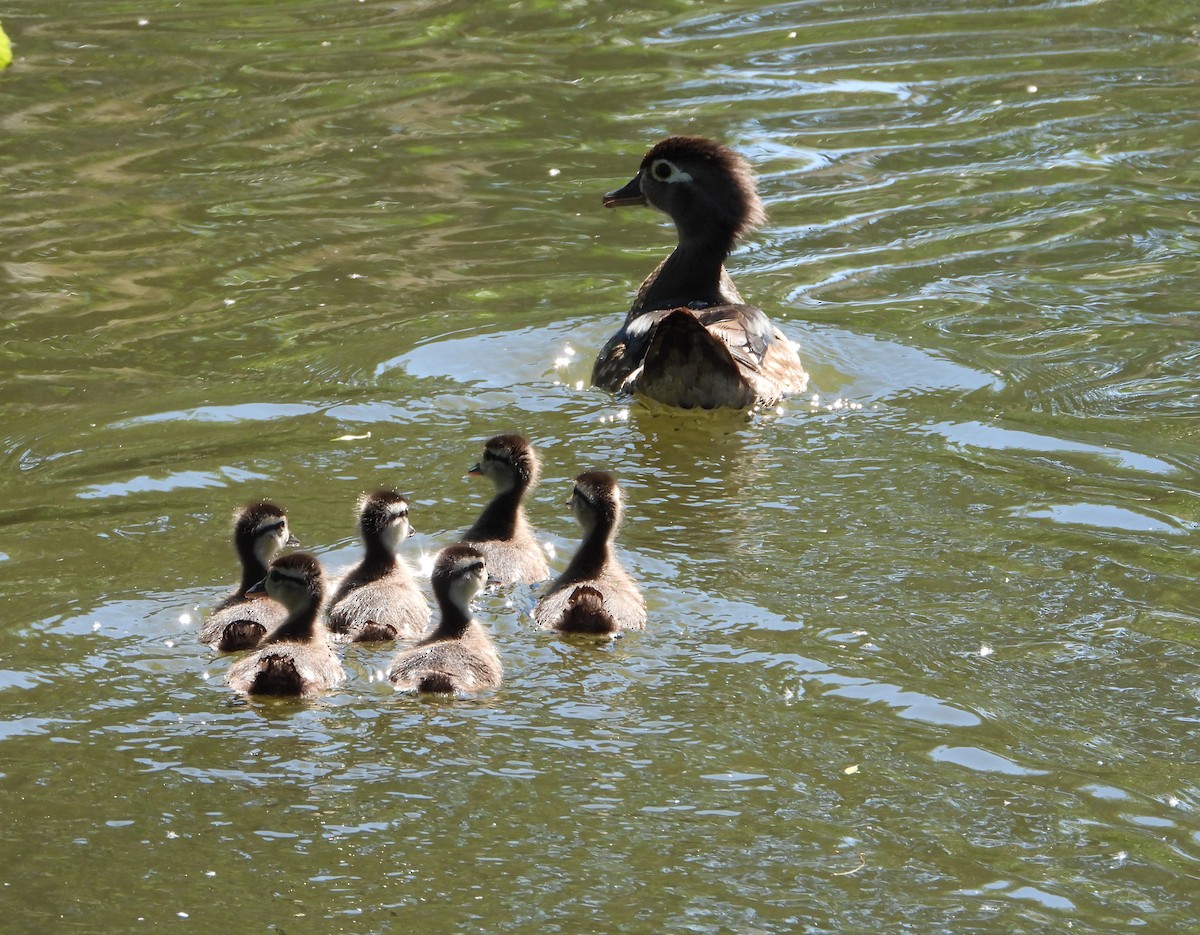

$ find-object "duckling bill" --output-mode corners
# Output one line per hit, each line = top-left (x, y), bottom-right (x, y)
(593, 135), (808, 410)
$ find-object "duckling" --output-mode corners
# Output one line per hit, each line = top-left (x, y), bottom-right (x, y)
(593, 135), (808, 409)
(534, 471), (645, 636)
(386, 545), (503, 694)
(200, 500), (298, 652)
(326, 490), (430, 642)
(459, 434), (550, 585)
(225, 553), (344, 697)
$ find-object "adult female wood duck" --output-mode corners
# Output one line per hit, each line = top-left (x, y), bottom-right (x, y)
(387, 545), (503, 695)
(593, 136), (807, 410)
(533, 471), (645, 637)
(326, 489), (430, 642)
(200, 500), (298, 652)
(225, 553), (345, 698)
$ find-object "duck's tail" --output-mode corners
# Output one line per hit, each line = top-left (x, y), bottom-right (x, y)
(352, 620), (398, 643)
(639, 309), (755, 409)
(416, 671), (458, 694)
(217, 620), (266, 652)
(557, 585), (618, 635)
(248, 653), (304, 696)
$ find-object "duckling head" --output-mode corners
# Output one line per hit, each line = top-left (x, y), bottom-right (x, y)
(253, 552), (326, 613)
(468, 434), (540, 494)
(431, 544), (488, 612)
(357, 489), (413, 554)
(604, 135), (765, 245)
(234, 500), (298, 566)
(569, 471), (623, 534)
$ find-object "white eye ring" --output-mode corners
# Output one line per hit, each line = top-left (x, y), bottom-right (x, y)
(650, 158), (692, 183)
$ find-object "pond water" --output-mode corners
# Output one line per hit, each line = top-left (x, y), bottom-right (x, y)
(2, 1), (1198, 932)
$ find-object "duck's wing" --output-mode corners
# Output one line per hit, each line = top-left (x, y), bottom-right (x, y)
(691, 303), (774, 371)
(694, 304), (808, 405)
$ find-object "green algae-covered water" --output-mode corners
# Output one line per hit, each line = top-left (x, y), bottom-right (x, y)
(1, 1), (1197, 931)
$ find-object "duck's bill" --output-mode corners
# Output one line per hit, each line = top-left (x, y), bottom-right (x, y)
(603, 174), (647, 208)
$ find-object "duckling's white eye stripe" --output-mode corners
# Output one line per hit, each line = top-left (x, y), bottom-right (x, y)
(651, 158), (691, 184)
(255, 519), (285, 536)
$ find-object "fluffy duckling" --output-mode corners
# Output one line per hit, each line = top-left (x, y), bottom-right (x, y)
(326, 490), (430, 642)
(225, 553), (344, 698)
(387, 545), (503, 694)
(534, 472), (645, 636)
(200, 500), (298, 652)
(593, 135), (808, 409)
(459, 434), (550, 585)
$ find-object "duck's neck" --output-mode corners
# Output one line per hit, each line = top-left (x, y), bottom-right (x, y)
(236, 543), (270, 597)
(262, 599), (322, 645)
(631, 231), (738, 315)
(355, 538), (400, 583)
(431, 595), (473, 640)
(466, 485), (526, 541)
(560, 520), (614, 582)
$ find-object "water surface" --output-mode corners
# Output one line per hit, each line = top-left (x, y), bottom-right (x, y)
(1, 1), (1198, 932)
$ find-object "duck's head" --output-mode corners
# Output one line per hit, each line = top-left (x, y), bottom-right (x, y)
(251, 552), (325, 612)
(568, 471), (623, 534)
(234, 500), (299, 566)
(603, 136), (765, 244)
(357, 489), (413, 553)
(431, 544), (488, 612)
(468, 434), (540, 493)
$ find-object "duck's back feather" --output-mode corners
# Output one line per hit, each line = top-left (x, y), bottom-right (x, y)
(226, 642), (344, 697)
(598, 305), (805, 409)
(534, 572), (646, 635)
(326, 574), (429, 642)
(387, 623), (502, 694)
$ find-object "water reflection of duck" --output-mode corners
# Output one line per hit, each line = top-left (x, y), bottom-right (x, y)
(387, 545), (503, 694)
(459, 434), (551, 585)
(534, 471), (645, 637)
(200, 500), (298, 652)
(326, 490), (430, 642)
(594, 136), (808, 410)
(225, 553), (345, 697)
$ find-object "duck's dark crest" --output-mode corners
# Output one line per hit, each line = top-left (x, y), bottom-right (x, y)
(642, 135), (766, 239)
